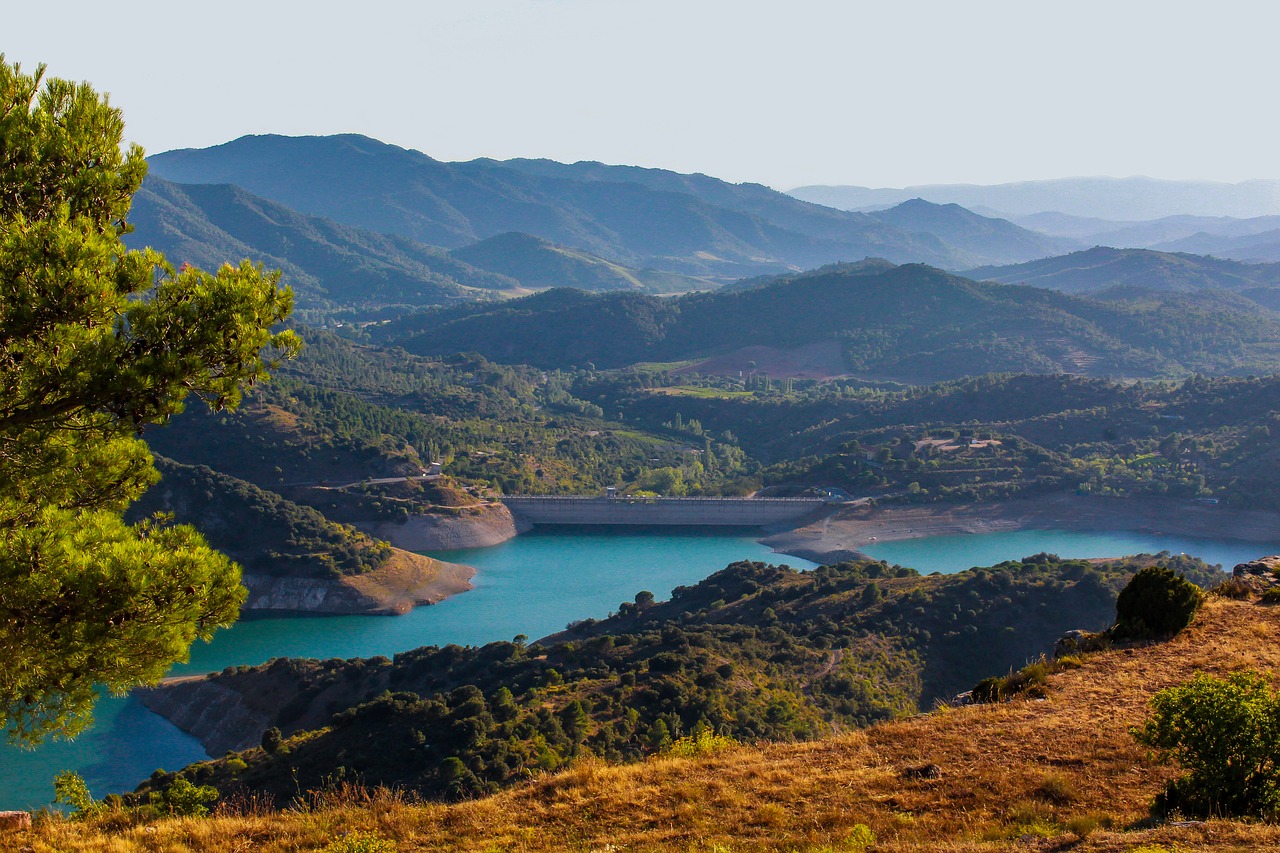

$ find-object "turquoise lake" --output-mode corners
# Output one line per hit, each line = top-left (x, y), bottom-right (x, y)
(1, 525), (1273, 811)
(0, 529), (815, 811)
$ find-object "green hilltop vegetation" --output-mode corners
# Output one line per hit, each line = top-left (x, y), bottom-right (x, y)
(127, 457), (391, 579)
(139, 553), (1219, 804)
(374, 261), (1280, 380)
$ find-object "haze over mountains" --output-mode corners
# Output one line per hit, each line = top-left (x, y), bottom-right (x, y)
(143, 134), (1071, 278)
(789, 177), (1280, 220)
(129, 132), (1280, 354)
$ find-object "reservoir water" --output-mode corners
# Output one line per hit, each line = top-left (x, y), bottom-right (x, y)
(2, 525), (1273, 811)
(861, 529), (1273, 575)
(0, 529), (815, 811)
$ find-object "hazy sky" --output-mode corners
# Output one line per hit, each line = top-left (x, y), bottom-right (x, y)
(9, 1), (1280, 189)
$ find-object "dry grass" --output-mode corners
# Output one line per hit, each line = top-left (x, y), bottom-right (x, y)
(341, 550), (474, 614)
(13, 597), (1280, 851)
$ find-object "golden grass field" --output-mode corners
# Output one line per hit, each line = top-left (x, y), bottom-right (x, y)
(12, 595), (1280, 852)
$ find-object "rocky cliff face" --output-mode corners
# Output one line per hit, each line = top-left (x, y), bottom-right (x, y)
(137, 678), (274, 756)
(364, 502), (529, 551)
(240, 574), (379, 613)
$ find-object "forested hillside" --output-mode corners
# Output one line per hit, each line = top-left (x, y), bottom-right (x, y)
(141, 553), (1217, 803)
(375, 262), (1280, 380)
(127, 176), (519, 322)
(965, 246), (1280, 298)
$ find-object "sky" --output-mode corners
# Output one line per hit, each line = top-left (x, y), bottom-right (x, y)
(8, 1), (1280, 190)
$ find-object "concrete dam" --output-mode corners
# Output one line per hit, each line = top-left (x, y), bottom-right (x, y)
(501, 495), (831, 528)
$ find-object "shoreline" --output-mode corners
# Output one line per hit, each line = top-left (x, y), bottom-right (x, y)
(761, 493), (1280, 566)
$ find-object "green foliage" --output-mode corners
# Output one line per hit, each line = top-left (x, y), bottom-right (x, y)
(1133, 670), (1280, 820)
(52, 771), (102, 818)
(149, 776), (218, 817)
(0, 58), (297, 744)
(663, 729), (738, 758)
(1113, 565), (1204, 640)
(157, 554), (1182, 805)
(843, 824), (876, 852)
(129, 458), (392, 578)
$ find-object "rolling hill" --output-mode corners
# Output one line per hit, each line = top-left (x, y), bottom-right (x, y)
(374, 261), (1280, 381)
(963, 246), (1280, 295)
(127, 176), (518, 317)
(866, 198), (1074, 265)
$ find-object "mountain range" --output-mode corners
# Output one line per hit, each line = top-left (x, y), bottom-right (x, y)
(145, 134), (1069, 277)
(789, 177), (1280, 220)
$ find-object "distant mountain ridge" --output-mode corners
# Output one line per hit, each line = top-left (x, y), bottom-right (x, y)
(790, 177), (1280, 220)
(373, 261), (1280, 381)
(127, 176), (518, 315)
(964, 247), (1280, 297)
(866, 198), (1074, 265)
(147, 134), (1065, 277)
(448, 232), (709, 294)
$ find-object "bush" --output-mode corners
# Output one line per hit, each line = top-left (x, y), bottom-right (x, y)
(1132, 670), (1280, 819)
(663, 729), (738, 758)
(52, 771), (102, 819)
(149, 777), (219, 817)
(1113, 565), (1204, 640)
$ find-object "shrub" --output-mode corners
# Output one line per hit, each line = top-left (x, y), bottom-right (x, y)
(1113, 565), (1204, 640)
(663, 729), (738, 758)
(844, 823), (875, 851)
(261, 726), (283, 754)
(1262, 587), (1280, 604)
(1132, 669), (1280, 819)
(149, 777), (219, 817)
(52, 771), (102, 819)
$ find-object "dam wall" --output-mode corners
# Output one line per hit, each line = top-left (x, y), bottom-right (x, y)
(501, 496), (829, 528)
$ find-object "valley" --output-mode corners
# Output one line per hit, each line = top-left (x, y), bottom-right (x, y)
(9, 51), (1280, 849)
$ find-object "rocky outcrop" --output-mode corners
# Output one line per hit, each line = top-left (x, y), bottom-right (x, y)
(1232, 556), (1280, 592)
(363, 502), (529, 551)
(137, 678), (273, 755)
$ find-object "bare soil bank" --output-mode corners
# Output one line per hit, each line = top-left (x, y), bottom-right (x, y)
(363, 502), (530, 551)
(241, 548), (474, 616)
(764, 493), (1280, 565)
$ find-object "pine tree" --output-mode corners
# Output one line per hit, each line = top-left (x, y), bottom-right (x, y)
(0, 58), (299, 744)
